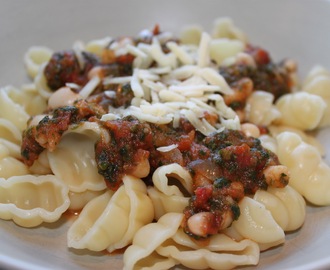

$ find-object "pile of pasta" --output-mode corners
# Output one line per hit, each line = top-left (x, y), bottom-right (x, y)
(1, 17), (330, 270)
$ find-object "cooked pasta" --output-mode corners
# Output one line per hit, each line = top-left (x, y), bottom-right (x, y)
(245, 91), (281, 126)
(67, 175), (153, 252)
(0, 16), (329, 270)
(0, 175), (70, 227)
(275, 92), (326, 130)
(253, 185), (306, 231)
(302, 65), (330, 127)
(276, 132), (330, 205)
(24, 46), (53, 79)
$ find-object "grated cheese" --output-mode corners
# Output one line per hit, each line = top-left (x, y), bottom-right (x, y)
(97, 29), (242, 135)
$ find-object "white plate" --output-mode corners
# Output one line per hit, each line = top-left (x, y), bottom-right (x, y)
(1, 1), (330, 269)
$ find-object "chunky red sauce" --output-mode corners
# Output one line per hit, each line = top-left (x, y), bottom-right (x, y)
(22, 30), (293, 239)
(220, 46), (293, 108)
(21, 100), (105, 166)
(44, 50), (133, 92)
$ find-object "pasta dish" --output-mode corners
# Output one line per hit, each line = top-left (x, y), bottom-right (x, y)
(1, 17), (330, 269)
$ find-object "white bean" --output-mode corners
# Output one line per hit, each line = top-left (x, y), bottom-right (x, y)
(241, 123), (260, 138)
(48, 87), (82, 109)
(187, 211), (213, 237)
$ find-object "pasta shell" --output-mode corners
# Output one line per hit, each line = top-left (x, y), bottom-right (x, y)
(68, 176), (154, 252)
(277, 132), (330, 205)
(0, 174), (70, 227)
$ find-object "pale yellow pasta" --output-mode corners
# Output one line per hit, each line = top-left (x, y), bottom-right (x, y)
(258, 134), (278, 154)
(275, 92), (326, 130)
(0, 139), (21, 159)
(147, 187), (189, 220)
(34, 63), (54, 98)
(3, 85), (47, 118)
(245, 91), (281, 126)
(151, 163), (193, 196)
(221, 52), (256, 68)
(68, 190), (105, 211)
(253, 190), (289, 230)
(232, 197), (285, 249)
(302, 65), (330, 127)
(0, 139), (28, 178)
(269, 125), (325, 156)
(1, 16), (330, 270)
(123, 212), (183, 270)
(107, 175), (154, 253)
(47, 133), (106, 193)
(67, 189), (125, 251)
(0, 175), (70, 227)
(25, 85), (48, 111)
(156, 230), (259, 270)
(303, 65), (330, 86)
(0, 87), (30, 131)
(276, 132), (330, 205)
(212, 17), (247, 43)
(68, 176), (153, 252)
(180, 25), (203, 45)
(124, 212), (259, 270)
(0, 144), (9, 160)
(266, 186), (306, 231)
(29, 151), (52, 175)
(254, 185), (305, 231)
(0, 157), (29, 178)
(0, 118), (22, 144)
(85, 36), (112, 57)
(24, 46), (53, 79)
(209, 38), (244, 65)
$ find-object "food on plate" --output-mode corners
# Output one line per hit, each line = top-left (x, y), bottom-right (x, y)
(0, 17), (329, 269)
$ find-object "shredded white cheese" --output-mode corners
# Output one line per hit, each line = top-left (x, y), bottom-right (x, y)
(96, 29), (242, 135)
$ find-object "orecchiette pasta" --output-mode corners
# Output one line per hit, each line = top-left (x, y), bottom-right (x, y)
(0, 175), (70, 227)
(276, 132), (330, 205)
(275, 92), (326, 130)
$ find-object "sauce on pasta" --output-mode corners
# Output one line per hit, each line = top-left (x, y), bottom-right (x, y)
(1, 17), (329, 270)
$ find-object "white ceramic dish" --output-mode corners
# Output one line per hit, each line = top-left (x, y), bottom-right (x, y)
(1, 0), (330, 269)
